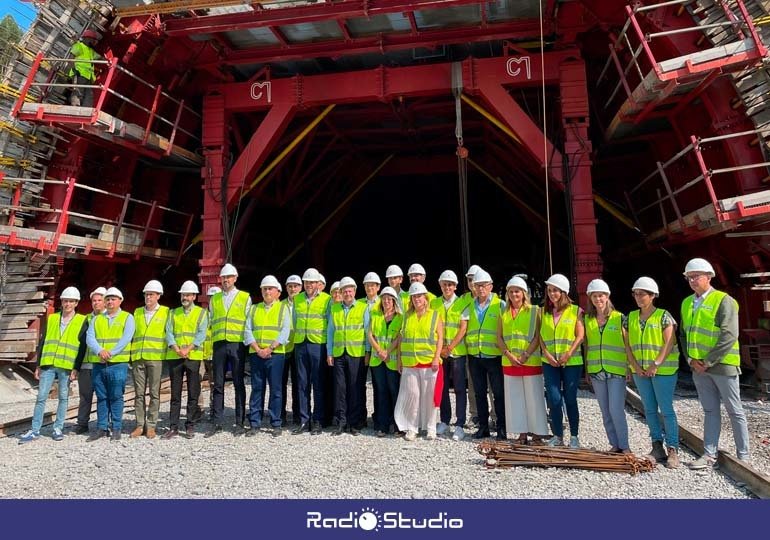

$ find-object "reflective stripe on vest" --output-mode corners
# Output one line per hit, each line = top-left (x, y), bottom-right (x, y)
(430, 295), (470, 357)
(250, 301), (288, 354)
(370, 311), (402, 370)
(167, 306), (205, 361)
(500, 304), (540, 367)
(39, 312), (86, 370)
(585, 311), (627, 375)
(628, 309), (679, 375)
(466, 296), (502, 357)
(331, 301), (367, 357)
(133, 305), (170, 361)
(282, 299), (295, 353)
(210, 290), (250, 343)
(540, 304), (583, 366)
(401, 309), (439, 367)
(92, 311), (131, 362)
(681, 291), (740, 366)
(293, 292), (331, 344)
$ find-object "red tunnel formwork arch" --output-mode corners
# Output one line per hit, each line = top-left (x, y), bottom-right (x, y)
(198, 51), (601, 295)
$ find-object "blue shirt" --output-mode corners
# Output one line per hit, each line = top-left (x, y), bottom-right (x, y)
(165, 304), (209, 348)
(243, 300), (292, 347)
(86, 308), (135, 356)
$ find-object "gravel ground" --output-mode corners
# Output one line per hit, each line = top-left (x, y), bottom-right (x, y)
(0, 380), (760, 499)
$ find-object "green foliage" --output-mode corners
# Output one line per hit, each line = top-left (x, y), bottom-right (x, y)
(0, 15), (23, 73)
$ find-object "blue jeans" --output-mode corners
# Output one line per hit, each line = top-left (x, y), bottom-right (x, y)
(633, 373), (679, 449)
(440, 355), (467, 427)
(92, 362), (128, 432)
(371, 364), (400, 432)
(31, 367), (70, 433)
(249, 353), (285, 428)
(295, 342), (326, 424)
(542, 364), (582, 438)
(590, 373), (629, 450)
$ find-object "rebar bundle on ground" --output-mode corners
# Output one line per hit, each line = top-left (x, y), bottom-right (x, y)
(478, 442), (656, 475)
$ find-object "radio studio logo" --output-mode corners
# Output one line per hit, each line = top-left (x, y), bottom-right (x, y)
(306, 506), (464, 531)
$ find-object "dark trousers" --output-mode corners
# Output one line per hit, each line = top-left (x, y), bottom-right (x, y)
(295, 342), (326, 424)
(249, 353), (285, 428)
(333, 353), (365, 428)
(468, 356), (505, 434)
(168, 358), (202, 429)
(440, 355), (468, 427)
(76, 368), (94, 428)
(281, 350), (300, 424)
(371, 364), (399, 432)
(543, 363), (582, 438)
(70, 74), (94, 107)
(211, 341), (247, 427)
(322, 359), (335, 426)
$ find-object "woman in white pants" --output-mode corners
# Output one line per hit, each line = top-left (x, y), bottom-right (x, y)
(394, 282), (444, 441)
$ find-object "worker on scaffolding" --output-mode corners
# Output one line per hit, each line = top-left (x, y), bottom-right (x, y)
(67, 29), (100, 107)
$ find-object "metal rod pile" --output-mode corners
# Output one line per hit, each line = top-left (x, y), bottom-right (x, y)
(477, 442), (656, 475)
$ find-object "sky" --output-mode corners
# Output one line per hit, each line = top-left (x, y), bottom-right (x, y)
(1, 1), (38, 30)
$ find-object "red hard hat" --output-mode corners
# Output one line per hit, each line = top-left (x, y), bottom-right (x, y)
(82, 29), (99, 40)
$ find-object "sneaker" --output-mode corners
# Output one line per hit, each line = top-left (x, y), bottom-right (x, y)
(436, 422), (449, 435)
(689, 455), (718, 470)
(376, 430), (386, 438)
(569, 436), (580, 449)
(18, 430), (40, 444)
(665, 447), (680, 469)
(426, 431), (436, 440)
(404, 431), (417, 441)
(546, 436), (563, 447)
(452, 426), (465, 441)
(52, 429), (64, 442)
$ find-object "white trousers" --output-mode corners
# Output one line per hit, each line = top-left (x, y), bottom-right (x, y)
(503, 374), (549, 436)
(394, 367), (438, 434)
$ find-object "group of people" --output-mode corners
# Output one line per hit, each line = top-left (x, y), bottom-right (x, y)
(18, 258), (750, 470)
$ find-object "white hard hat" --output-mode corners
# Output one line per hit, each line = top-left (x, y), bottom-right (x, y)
(207, 286), (222, 296)
(407, 263), (426, 276)
(338, 276), (356, 290)
(302, 268), (323, 282)
(438, 270), (459, 284)
(260, 275), (282, 291)
(465, 264), (481, 278)
(506, 276), (528, 291)
(330, 281), (341, 292)
(143, 280), (164, 294)
(286, 274), (302, 286)
(363, 272), (381, 285)
(408, 282), (428, 296)
(385, 265), (403, 278)
(219, 263), (238, 277)
(178, 280), (199, 294)
(473, 269), (492, 284)
(545, 273), (570, 294)
(90, 286), (107, 299)
(380, 286), (398, 298)
(105, 287), (123, 300)
(60, 286), (81, 301)
(586, 279), (611, 295)
(319, 274), (326, 286)
(632, 276), (659, 296)
(684, 258), (715, 277)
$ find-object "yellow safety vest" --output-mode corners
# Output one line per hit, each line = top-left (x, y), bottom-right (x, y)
(249, 301), (288, 354)
(466, 296), (502, 357)
(203, 327), (213, 360)
(39, 312), (86, 370)
(293, 292), (330, 344)
(369, 311), (402, 370)
(133, 305), (170, 361)
(681, 290), (740, 366)
(85, 311), (101, 364)
(584, 311), (627, 376)
(91, 311), (132, 363)
(401, 309), (440, 367)
(540, 304), (583, 366)
(282, 299), (295, 353)
(68, 41), (97, 81)
(331, 301), (367, 357)
(628, 309), (679, 375)
(500, 304), (540, 368)
(166, 306), (206, 361)
(210, 290), (250, 343)
(431, 295), (470, 357)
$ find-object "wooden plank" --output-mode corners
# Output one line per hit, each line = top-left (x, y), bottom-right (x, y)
(1, 282), (52, 293)
(0, 291), (44, 301)
(0, 341), (36, 353)
(1, 305), (47, 315)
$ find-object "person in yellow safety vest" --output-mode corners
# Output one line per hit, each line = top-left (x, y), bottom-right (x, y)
(431, 270), (470, 442)
(329, 281), (342, 304)
(85, 287), (135, 441)
(407, 263), (437, 302)
(206, 264), (252, 437)
(18, 287), (88, 444)
(326, 277), (368, 436)
(292, 267), (332, 435)
(202, 285), (221, 421)
(583, 279), (631, 455)
(366, 287), (403, 437)
(357, 271), (381, 429)
(73, 286), (106, 435)
(539, 273), (584, 449)
(465, 269), (506, 441)
(394, 282), (444, 441)
(163, 280), (209, 440)
(681, 258), (750, 470)
(129, 279), (169, 440)
(627, 276), (681, 468)
(462, 264), (481, 428)
(385, 264), (410, 313)
(282, 275), (302, 426)
(67, 29), (100, 107)
(496, 276), (549, 446)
